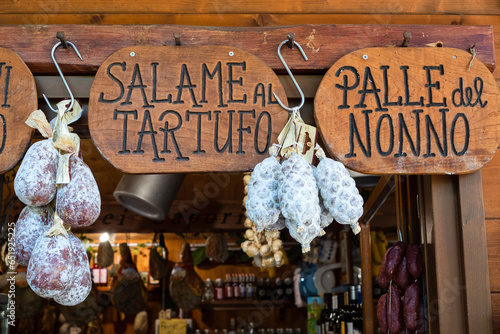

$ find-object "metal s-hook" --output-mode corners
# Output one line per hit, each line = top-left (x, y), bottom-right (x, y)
(43, 33), (83, 113)
(273, 36), (308, 111)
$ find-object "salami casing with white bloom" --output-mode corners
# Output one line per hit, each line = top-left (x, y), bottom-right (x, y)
(56, 155), (101, 228)
(14, 205), (53, 266)
(54, 233), (92, 306)
(14, 139), (58, 206)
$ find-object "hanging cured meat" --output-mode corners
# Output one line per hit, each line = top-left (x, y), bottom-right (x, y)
(54, 233), (92, 306)
(169, 243), (203, 312)
(14, 205), (53, 266)
(56, 154), (101, 228)
(14, 139), (58, 207)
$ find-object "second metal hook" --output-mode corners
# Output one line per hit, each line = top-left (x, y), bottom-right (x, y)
(273, 35), (309, 111)
(43, 33), (83, 114)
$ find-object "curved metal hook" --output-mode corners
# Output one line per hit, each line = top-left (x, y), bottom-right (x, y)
(273, 39), (308, 111)
(43, 40), (83, 113)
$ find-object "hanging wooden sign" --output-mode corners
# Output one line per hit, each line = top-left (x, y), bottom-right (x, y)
(315, 47), (499, 175)
(0, 48), (36, 174)
(89, 46), (288, 173)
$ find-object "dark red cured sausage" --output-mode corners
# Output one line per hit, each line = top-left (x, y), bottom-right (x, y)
(56, 155), (101, 228)
(27, 229), (74, 298)
(414, 298), (426, 333)
(394, 257), (411, 291)
(14, 205), (53, 266)
(406, 244), (423, 280)
(377, 293), (388, 333)
(386, 242), (406, 278)
(388, 285), (403, 333)
(379, 246), (392, 290)
(404, 282), (419, 331)
(14, 139), (58, 206)
(54, 233), (92, 306)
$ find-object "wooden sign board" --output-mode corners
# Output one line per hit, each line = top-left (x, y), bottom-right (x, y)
(89, 46), (288, 173)
(0, 48), (36, 173)
(315, 47), (499, 175)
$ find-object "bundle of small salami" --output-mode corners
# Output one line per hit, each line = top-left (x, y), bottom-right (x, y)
(244, 110), (363, 253)
(13, 101), (101, 305)
(377, 242), (425, 333)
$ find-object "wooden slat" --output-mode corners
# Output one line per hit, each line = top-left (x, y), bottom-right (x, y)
(360, 223), (374, 334)
(421, 175), (467, 334)
(0, 25), (494, 75)
(486, 220), (500, 292)
(0, 0), (498, 15)
(483, 151), (500, 219)
(359, 175), (395, 225)
(492, 293), (500, 334)
(458, 171), (493, 334)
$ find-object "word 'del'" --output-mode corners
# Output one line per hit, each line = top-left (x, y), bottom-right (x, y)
(315, 47), (499, 175)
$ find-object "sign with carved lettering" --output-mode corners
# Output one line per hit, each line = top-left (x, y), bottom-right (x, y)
(0, 48), (36, 173)
(315, 47), (499, 174)
(89, 46), (288, 173)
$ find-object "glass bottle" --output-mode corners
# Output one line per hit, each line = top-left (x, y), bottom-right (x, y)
(257, 278), (266, 300)
(233, 273), (241, 299)
(92, 253), (101, 285)
(239, 273), (246, 299)
(228, 318), (237, 334)
(246, 274), (254, 300)
(284, 277), (294, 300)
(225, 273), (234, 299)
(274, 278), (284, 300)
(203, 278), (215, 302)
(215, 278), (225, 300)
(264, 278), (273, 300)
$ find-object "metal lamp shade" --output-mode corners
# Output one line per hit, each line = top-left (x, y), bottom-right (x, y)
(113, 173), (185, 221)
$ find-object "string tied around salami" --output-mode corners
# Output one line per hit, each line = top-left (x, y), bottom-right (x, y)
(45, 212), (71, 237)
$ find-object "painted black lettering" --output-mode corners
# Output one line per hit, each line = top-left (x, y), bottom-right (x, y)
(113, 109), (138, 154)
(221, 212), (232, 224)
(267, 84), (279, 105)
(186, 110), (212, 154)
(380, 65), (402, 107)
(254, 111), (271, 155)
(99, 62), (126, 104)
(254, 83), (265, 108)
(121, 63), (153, 108)
(175, 64), (201, 108)
(133, 110), (164, 162)
(102, 213), (113, 225)
(376, 114), (394, 156)
(227, 62), (247, 104)
(214, 110), (234, 153)
(335, 66), (360, 109)
(474, 77), (487, 108)
(345, 110), (372, 158)
(450, 113), (470, 156)
(118, 211), (127, 225)
(424, 108), (449, 158)
(150, 62), (172, 104)
(204, 213), (217, 224)
(400, 66), (424, 106)
(200, 62), (227, 108)
(0, 114), (5, 154)
(158, 110), (189, 161)
(355, 67), (387, 112)
(423, 65), (447, 107)
(237, 109), (255, 154)
(394, 110), (422, 157)
(1, 66), (11, 108)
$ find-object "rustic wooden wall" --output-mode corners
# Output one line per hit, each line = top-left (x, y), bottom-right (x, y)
(1, 0), (499, 332)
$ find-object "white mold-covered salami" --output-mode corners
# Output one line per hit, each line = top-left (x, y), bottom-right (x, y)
(27, 230), (74, 298)
(56, 155), (101, 228)
(14, 139), (58, 206)
(14, 205), (54, 266)
(54, 234), (91, 306)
